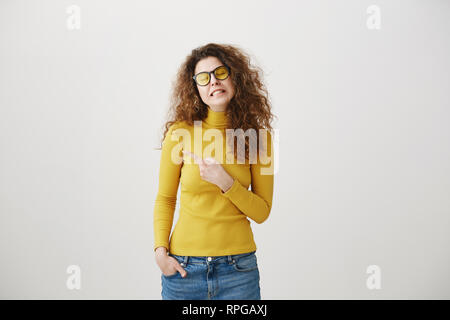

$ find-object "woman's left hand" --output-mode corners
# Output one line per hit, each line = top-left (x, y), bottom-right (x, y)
(182, 150), (234, 193)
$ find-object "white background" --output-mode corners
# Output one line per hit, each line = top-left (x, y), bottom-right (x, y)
(1, 0), (449, 299)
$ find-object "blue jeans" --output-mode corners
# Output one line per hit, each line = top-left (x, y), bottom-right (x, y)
(161, 251), (261, 300)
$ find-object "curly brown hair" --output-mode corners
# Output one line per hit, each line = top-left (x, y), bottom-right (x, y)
(158, 43), (276, 161)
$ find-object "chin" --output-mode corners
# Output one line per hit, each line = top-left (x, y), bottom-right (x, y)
(209, 97), (230, 105)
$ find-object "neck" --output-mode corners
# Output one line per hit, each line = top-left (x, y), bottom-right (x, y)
(204, 106), (228, 128)
(208, 105), (227, 112)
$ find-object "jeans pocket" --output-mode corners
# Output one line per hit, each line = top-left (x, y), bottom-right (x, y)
(161, 253), (182, 279)
(162, 254), (187, 278)
(232, 252), (258, 272)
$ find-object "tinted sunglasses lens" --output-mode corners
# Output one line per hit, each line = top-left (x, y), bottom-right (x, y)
(214, 66), (229, 80)
(195, 72), (210, 86)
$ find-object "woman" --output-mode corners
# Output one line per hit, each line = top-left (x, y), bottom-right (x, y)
(153, 43), (275, 300)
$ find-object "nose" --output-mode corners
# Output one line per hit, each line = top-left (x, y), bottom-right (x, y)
(210, 72), (220, 86)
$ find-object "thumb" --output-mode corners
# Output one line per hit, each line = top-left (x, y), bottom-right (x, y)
(176, 263), (188, 278)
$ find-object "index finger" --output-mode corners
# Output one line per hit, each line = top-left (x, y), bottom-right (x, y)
(183, 150), (204, 165)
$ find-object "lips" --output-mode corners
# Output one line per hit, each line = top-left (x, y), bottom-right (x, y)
(210, 89), (226, 97)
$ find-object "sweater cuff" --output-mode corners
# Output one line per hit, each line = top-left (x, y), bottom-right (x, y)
(154, 243), (169, 252)
(221, 178), (241, 198)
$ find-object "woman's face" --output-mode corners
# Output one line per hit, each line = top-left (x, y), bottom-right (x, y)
(194, 56), (235, 112)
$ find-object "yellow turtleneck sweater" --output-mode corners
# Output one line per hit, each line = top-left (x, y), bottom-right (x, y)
(153, 107), (274, 256)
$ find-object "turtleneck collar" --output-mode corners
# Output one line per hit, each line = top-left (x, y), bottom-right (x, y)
(203, 107), (228, 128)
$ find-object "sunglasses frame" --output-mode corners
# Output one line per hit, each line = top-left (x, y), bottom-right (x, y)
(192, 65), (230, 86)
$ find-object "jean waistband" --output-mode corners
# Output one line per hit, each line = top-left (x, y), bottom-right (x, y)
(168, 250), (256, 265)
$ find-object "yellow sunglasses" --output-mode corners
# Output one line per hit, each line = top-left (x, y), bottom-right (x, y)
(192, 65), (230, 86)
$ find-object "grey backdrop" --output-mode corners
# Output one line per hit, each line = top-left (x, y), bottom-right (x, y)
(1, 0), (449, 299)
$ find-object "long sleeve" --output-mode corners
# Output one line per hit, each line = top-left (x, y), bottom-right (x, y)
(221, 130), (274, 224)
(153, 123), (183, 252)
